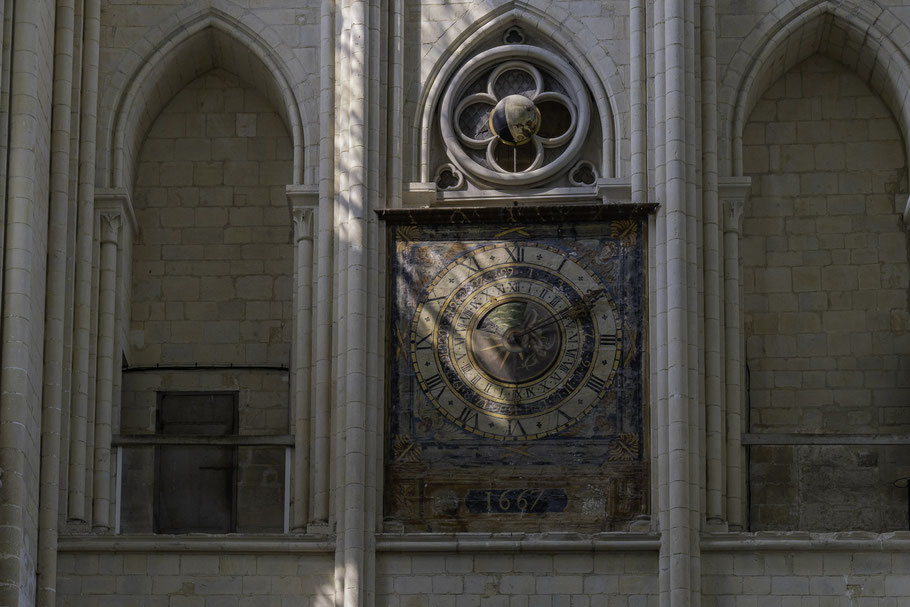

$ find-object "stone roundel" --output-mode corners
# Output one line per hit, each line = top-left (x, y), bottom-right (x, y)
(439, 45), (591, 187)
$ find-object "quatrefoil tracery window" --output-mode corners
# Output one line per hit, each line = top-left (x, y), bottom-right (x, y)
(440, 45), (591, 187)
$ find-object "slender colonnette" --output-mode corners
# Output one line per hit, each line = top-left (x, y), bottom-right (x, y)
(664, 0), (693, 604)
(68, 0), (101, 524)
(37, 0), (77, 603)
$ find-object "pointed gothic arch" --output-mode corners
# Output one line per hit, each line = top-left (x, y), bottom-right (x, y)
(721, 0), (910, 176)
(101, 7), (310, 191)
(415, 2), (625, 186)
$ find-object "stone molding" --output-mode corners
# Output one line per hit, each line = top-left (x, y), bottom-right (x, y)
(57, 531), (910, 554)
(404, 179), (633, 206)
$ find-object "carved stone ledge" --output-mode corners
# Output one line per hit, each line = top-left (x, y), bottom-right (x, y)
(285, 184), (319, 209)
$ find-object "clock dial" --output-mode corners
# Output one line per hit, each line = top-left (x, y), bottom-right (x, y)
(410, 243), (619, 440)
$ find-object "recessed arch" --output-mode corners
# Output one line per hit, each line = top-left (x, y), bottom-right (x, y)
(102, 7), (309, 191)
(721, 0), (910, 176)
(415, 1), (625, 185)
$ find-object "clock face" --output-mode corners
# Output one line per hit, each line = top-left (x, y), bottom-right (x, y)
(410, 243), (619, 440)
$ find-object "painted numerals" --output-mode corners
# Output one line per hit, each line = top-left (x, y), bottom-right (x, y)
(411, 243), (620, 440)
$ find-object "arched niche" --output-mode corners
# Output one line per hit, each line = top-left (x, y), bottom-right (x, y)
(414, 3), (624, 191)
(722, 0), (910, 177)
(103, 11), (306, 192)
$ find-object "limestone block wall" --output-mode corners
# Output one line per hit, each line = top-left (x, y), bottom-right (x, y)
(376, 552), (658, 606)
(702, 547), (910, 606)
(742, 55), (910, 530)
(55, 551), (334, 606)
(129, 68), (294, 369)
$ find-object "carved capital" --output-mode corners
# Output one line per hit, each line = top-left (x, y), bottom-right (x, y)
(293, 207), (315, 242)
(722, 199), (744, 235)
(99, 213), (123, 245)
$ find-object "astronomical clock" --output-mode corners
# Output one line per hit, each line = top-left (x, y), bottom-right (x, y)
(383, 205), (650, 532)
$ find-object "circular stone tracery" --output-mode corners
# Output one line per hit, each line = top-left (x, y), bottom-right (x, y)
(440, 45), (591, 187)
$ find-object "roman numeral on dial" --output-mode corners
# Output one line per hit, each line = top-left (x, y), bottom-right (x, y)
(599, 333), (617, 347)
(587, 375), (607, 393)
(423, 374), (445, 398)
(456, 407), (479, 428)
(505, 247), (525, 262)
(414, 332), (432, 350)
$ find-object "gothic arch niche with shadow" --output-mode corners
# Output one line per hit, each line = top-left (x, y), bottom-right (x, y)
(740, 51), (910, 531)
(115, 23), (297, 535)
(103, 12), (306, 193)
(723, 1), (910, 177)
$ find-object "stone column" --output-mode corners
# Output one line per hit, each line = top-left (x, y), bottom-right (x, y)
(652, 0), (670, 600)
(700, 0), (725, 531)
(0, 0), (56, 601)
(313, 0), (336, 530)
(291, 201), (316, 531)
(92, 211), (121, 531)
(334, 0), (376, 603)
(630, 0), (647, 204)
(664, 0), (694, 603)
(723, 195), (745, 530)
(37, 0), (78, 601)
(69, 0), (101, 524)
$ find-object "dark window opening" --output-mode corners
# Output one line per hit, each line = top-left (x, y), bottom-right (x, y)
(155, 392), (238, 534)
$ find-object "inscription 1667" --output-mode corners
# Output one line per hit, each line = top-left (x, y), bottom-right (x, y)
(465, 488), (568, 514)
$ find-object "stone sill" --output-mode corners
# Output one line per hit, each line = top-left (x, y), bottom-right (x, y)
(701, 531), (910, 551)
(57, 531), (910, 554)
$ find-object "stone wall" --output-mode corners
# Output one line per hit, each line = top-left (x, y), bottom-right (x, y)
(55, 551), (334, 606)
(129, 68), (294, 369)
(703, 547), (910, 606)
(54, 545), (910, 606)
(376, 552), (658, 607)
(742, 54), (910, 531)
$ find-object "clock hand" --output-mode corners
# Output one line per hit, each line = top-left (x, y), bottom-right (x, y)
(516, 288), (605, 336)
(473, 329), (506, 351)
(478, 343), (505, 352)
